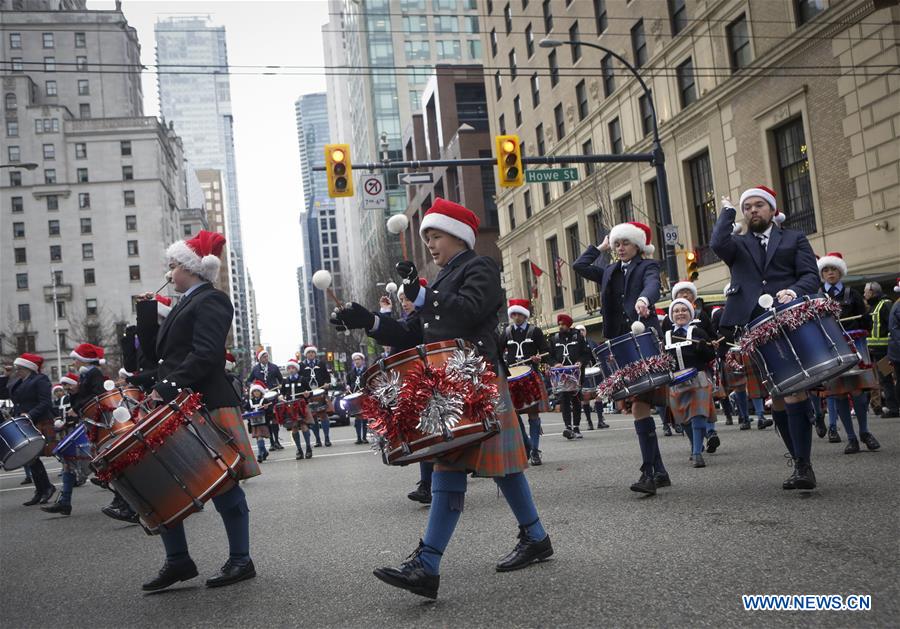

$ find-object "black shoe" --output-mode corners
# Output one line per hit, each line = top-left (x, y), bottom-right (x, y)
(783, 459), (798, 490)
(102, 505), (140, 523)
(206, 558), (256, 588)
(827, 427), (841, 443)
(662, 424), (672, 437)
(305, 448), (313, 459)
(530, 450), (542, 466)
(793, 460), (816, 491)
(142, 559), (198, 591)
(373, 541), (440, 599)
(815, 415), (827, 438)
(363, 438), (370, 444)
(859, 432), (880, 451)
(573, 427), (583, 439)
(739, 420), (751, 431)
(586, 420), (595, 430)
(562, 428), (575, 440)
(314, 442), (322, 448)
(257, 455), (265, 463)
(693, 453), (706, 468)
(630, 471), (656, 495)
(706, 432), (720, 454)
(20, 477), (32, 486)
(844, 438), (860, 454)
(597, 419), (609, 428)
(325, 440), (332, 447)
(38, 486), (56, 504)
(23, 491), (43, 506)
(295, 450), (304, 460)
(673, 423), (683, 435)
(881, 409), (899, 418)
(41, 501), (72, 515)
(725, 416), (734, 426)
(355, 439), (364, 445)
(407, 481), (432, 504)
(654, 473), (672, 488)
(496, 527), (553, 572)
(90, 477), (107, 489)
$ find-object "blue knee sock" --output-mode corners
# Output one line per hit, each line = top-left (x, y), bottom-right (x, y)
(59, 471), (76, 505)
(691, 416), (707, 456)
(852, 393), (869, 435)
(517, 415), (532, 451)
(785, 401), (813, 461)
(256, 438), (267, 456)
(734, 391), (749, 419)
(494, 472), (546, 541)
(752, 397), (765, 419)
(706, 420), (716, 433)
(528, 417), (541, 452)
(312, 422), (321, 443)
(635, 416), (665, 474)
(771, 409), (794, 456)
(832, 396), (854, 438)
(826, 396), (840, 429)
(212, 485), (250, 561)
(291, 431), (302, 451)
(303, 431), (311, 449)
(420, 471), (467, 575)
(321, 418), (331, 441)
(160, 523), (190, 562)
(419, 461), (434, 485)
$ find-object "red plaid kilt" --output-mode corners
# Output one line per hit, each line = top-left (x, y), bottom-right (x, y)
(274, 399), (308, 429)
(668, 372), (716, 424)
(507, 368), (550, 413)
(209, 406), (261, 480)
(822, 367), (878, 396)
(744, 354), (767, 400)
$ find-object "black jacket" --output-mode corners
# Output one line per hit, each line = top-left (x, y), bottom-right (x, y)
(347, 365), (367, 392)
(69, 365), (107, 413)
(823, 284), (871, 331)
(663, 325), (717, 372)
(662, 309), (713, 337)
(123, 301), (165, 391)
(503, 323), (548, 366)
(246, 362), (283, 389)
(549, 329), (590, 366)
(149, 283), (239, 409)
(281, 373), (306, 400)
(299, 360), (331, 390)
(369, 250), (504, 363)
(0, 372), (52, 422)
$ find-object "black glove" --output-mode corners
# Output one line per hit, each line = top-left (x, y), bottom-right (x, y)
(395, 260), (420, 301)
(330, 303), (376, 331)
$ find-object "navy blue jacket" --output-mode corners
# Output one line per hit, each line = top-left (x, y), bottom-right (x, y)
(246, 362), (283, 389)
(0, 372), (52, 422)
(710, 206), (819, 327)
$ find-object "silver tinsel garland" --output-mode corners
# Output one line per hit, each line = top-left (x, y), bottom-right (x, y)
(445, 349), (488, 388)
(417, 390), (465, 436)
(370, 370), (401, 409)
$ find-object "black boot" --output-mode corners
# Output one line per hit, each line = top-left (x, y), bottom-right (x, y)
(496, 526), (553, 572)
(142, 559), (199, 591)
(783, 458), (798, 490)
(586, 417), (595, 430)
(530, 449), (542, 466)
(373, 541), (441, 599)
(407, 481), (432, 504)
(860, 432), (881, 451)
(793, 459), (816, 490)
(814, 414), (827, 438)
(23, 491), (43, 506)
(662, 424), (672, 437)
(206, 558), (256, 588)
(630, 468), (656, 495)
(41, 501), (72, 515)
(706, 431), (720, 453)
(827, 426), (841, 443)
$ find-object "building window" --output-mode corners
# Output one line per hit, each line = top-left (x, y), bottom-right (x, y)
(513, 96), (522, 126)
(5, 93), (17, 110)
(594, 0), (608, 34)
(508, 203), (516, 231)
(44, 168), (57, 184)
(569, 22), (581, 63)
(12, 196), (23, 213)
(7, 144), (20, 162)
(75, 143), (87, 159)
(645, 179), (664, 261)
(46, 195), (58, 211)
(125, 215), (137, 231)
(16, 273), (28, 290)
(13, 222), (25, 238)
(632, 20), (647, 68)
(16, 334), (36, 354)
(796, 0), (825, 26)
(542, 0), (553, 33)
(535, 123), (545, 155)
(494, 71), (502, 99)
(490, 28), (497, 57)
(75, 32), (86, 47)
(542, 182), (551, 206)
(727, 14), (751, 70)
(436, 40), (461, 60)
(43, 144), (56, 160)
(499, 113), (506, 135)
(6, 121), (18, 137)
(122, 165), (133, 180)
(129, 265), (141, 281)
(123, 190), (135, 206)
(80, 217), (92, 234)
(576, 80), (588, 120)
(547, 236), (564, 309)
(670, 0), (688, 35)
(82, 243), (94, 260)
(43, 32), (54, 48)
(549, 49), (559, 86)
(616, 193), (634, 223)
(44, 57), (56, 72)
(467, 39), (482, 59)
(677, 57), (697, 107)
(525, 23), (534, 57)
(9, 33), (21, 48)
(774, 117), (816, 234)
(15, 247), (27, 263)
(120, 140), (132, 156)
(9, 171), (22, 186)
(46, 80), (57, 96)
(521, 260), (534, 300)
(524, 189), (533, 218)
(638, 92), (654, 137)
(466, 16), (479, 33)
(50, 245), (61, 262)
(127, 240), (139, 256)
(508, 48), (517, 79)
(77, 79), (89, 95)
(602, 54), (615, 97)
(437, 15), (459, 32)
(18, 304), (31, 322)
(554, 103), (565, 140)
(530, 73), (540, 107)
(76, 56), (88, 71)
(608, 117), (623, 154)
(687, 151), (718, 265)
(58, 328), (67, 348)
(78, 192), (90, 208)
(566, 224), (585, 303)
(84, 268), (95, 285)
(184, 224), (193, 236)
(48, 219), (60, 236)
(504, 3), (512, 34)
(11, 57), (23, 72)
(77, 168), (88, 183)
(582, 139), (594, 176)
(86, 299), (98, 316)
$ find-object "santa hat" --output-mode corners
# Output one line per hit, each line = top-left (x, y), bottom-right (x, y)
(249, 380), (267, 395)
(155, 295), (172, 318)
(256, 349), (268, 361)
(739, 186), (785, 225)
(70, 343), (105, 364)
(351, 352), (365, 361)
(817, 252), (847, 277)
(656, 307), (667, 322)
(557, 313), (573, 327)
(669, 297), (695, 321)
(225, 352), (236, 371)
(60, 373), (79, 386)
(507, 298), (531, 319)
(118, 367), (133, 379)
(52, 384), (64, 395)
(303, 346), (318, 356)
(13, 353), (43, 372)
(609, 221), (655, 256)
(419, 197), (480, 250)
(575, 324), (586, 332)
(286, 358), (300, 370)
(165, 229), (226, 282)
(671, 280), (698, 301)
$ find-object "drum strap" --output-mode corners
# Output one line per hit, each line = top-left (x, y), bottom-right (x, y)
(664, 327), (694, 371)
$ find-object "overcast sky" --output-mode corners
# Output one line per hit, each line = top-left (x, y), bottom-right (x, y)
(89, 0), (330, 363)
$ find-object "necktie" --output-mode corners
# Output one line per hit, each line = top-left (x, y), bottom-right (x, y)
(757, 234), (768, 250)
(828, 286), (838, 298)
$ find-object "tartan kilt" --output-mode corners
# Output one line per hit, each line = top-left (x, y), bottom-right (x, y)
(744, 354), (767, 400)
(615, 385), (669, 414)
(668, 373), (716, 424)
(207, 406), (261, 480)
(36, 419), (58, 457)
(723, 358), (748, 391)
(434, 374), (528, 478)
(822, 367), (878, 396)
(508, 368), (550, 413)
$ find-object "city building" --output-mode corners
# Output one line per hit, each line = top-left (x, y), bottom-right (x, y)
(154, 15), (253, 361)
(485, 0), (899, 334)
(1, 3), (189, 378)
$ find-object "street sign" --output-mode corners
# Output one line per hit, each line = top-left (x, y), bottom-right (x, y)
(398, 172), (434, 185)
(524, 168), (579, 183)
(663, 224), (679, 245)
(362, 174), (387, 210)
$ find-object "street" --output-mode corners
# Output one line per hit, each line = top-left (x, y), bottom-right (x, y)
(1, 412), (898, 628)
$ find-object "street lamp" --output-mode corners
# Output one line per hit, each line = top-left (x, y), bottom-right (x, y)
(0, 162), (38, 170)
(539, 38), (678, 283)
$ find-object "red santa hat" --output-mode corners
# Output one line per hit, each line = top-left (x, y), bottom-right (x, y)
(165, 229), (226, 283)
(419, 197), (480, 250)
(256, 349), (269, 362)
(351, 352), (365, 361)
(286, 358), (300, 371)
(671, 280), (698, 301)
(155, 294), (172, 318)
(70, 343), (105, 364)
(609, 221), (655, 256)
(739, 185), (785, 225)
(817, 252), (847, 277)
(14, 352), (43, 372)
(52, 384), (64, 395)
(557, 313), (573, 327)
(225, 352), (236, 371)
(507, 298), (531, 319)
(669, 297), (696, 321)
(303, 345), (318, 356)
(249, 380), (267, 395)
(60, 372), (79, 386)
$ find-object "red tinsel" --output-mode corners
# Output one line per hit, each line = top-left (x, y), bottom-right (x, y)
(94, 394), (202, 482)
(596, 354), (676, 399)
(508, 372), (543, 410)
(728, 298), (843, 371)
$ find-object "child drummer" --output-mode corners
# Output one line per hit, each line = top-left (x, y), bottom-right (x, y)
(573, 221), (670, 495)
(282, 358), (313, 460)
(299, 345), (333, 448)
(331, 198), (552, 600)
(245, 380), (274, 463)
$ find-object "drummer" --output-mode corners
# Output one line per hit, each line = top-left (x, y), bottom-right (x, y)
(347, 352), (370, 445)
(817, 252), (880, 453)
(299, 345), (333, 448)
(573, 221), (671, 495)
(549, 314), (589, 440)
(331, 197), (551, 600)
(46, 376), (82, 515)
(575, 324), (608, 430)
(282, 358), (313, 460)
(245, 381), (274, 463)
(710, 186), (821, 491)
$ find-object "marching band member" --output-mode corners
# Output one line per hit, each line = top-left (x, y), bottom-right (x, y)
(503, 299), (550, 465)
(348, 352), (370, 445)
(300, 346), (333, 448)
(0, 354), (56, 506)
(818, 252), (880, 453)
(245, 380), (274, 463)
(331, 198), (551, 600)
(140, 229), (259, 591)
(574, 324), (608, 430)
(711, 186), (821, 491)
(282, 358), (313, 460)
(549, 314), (589, 440)
(246, 350), (284, 451)
(45, 376), (81, 515)
(573, 221), (671, 495)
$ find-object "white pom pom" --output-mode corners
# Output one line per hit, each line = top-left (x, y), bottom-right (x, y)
(631, 320), (646, 335)
(386, 214), (410, 234)
(54, 419), (65, 430)
(112, 406), (131, 423)
(732, 222), (742, 235)
(103, 379), (116, 391)
(385, 281), (398, 294)
(312, 269), (332, 290)
(758, 294), (774, 309)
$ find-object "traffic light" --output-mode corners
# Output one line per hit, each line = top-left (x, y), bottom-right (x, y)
(325, 144), (353, 198)
(686, 249), (699, 281)
(495, 135), (524, 188)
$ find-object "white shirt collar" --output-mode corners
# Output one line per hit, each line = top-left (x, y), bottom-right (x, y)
(755, 225), (774, 240)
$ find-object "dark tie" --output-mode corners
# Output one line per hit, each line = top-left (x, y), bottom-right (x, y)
(757, 234), (768, 250)
(828, 286), (838, 298)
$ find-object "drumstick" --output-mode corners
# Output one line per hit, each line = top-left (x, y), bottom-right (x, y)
(509, 352), (550, 368)
(839, 314), (864, 322)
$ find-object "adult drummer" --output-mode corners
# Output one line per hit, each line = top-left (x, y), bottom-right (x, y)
(299, 345), (333, 448)
(0, 354), (56, 506)
(549, 313), (589, 440)
(138, 229), (260, 591)
(711, 186), (820, 491)
(347, 352), (370, 445)
(572, 221), (670, 495)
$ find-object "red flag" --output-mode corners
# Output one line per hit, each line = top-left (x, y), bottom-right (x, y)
(554, 256), (566, 287)
(530, 261), (544, 278)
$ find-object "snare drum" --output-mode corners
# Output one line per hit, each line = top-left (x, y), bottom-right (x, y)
(0, 416), (46, 470)
(581, 367), (603, 401)
(243, 410), (267, 427)
(307, 388), (328, 413)
(92, 391), (242, 535)
(342, 392), (366, 417)
(52, 423), (92, 461)
(593, 330), (672, 400)
(507, 365), (547, 411)
(843, 330), (872, 376)
(671, 368), (698, 386)
(81, 386), (144, 427)
(549, 365), (581, 394)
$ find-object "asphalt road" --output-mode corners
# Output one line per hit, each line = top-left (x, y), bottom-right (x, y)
(1, 412), (898, 628)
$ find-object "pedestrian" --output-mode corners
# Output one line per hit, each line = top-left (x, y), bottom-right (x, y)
(864, 281), (898, 417)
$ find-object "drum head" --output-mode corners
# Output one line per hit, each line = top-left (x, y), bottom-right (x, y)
(344, 392), (364, 401)
(507, 365), (532, 379)
(671, 368), (698, 385)
(263, 390), (279, 402)
(584, 367), (602, 377)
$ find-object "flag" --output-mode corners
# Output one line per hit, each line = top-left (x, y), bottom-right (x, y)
(530, 261), (544, 278)
(554, 256), (566, 287)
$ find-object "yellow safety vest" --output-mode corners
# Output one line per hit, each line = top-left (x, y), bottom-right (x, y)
(870, 298), (890, 348)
